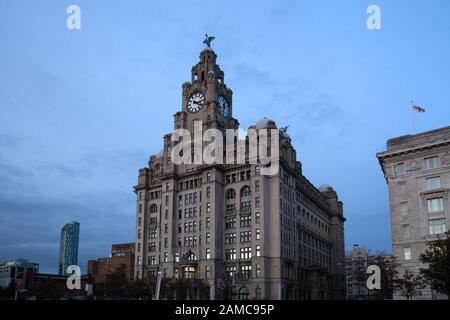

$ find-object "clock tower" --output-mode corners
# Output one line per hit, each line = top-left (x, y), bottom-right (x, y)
(174, 47), (239, 133)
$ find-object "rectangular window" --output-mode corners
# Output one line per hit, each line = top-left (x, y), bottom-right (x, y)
(426, 177), (441, 191)
(206, 248), (211, 259)
(255, 212), (260, 224)
(206, 232), (210, 243)
(255, 165), (260, 176)
(206, 217), (211, 228)
(403, 247), (411, 261)
(255, 264), (261, 277)
(402, 224), (410, 238)
(240, 215), (251, 227)
(225, 217), (236, 229)
(429, 219), (446, 235)
(240, 265), (252, 279)
(424, 156), (440, 170)
(206, 202), (211, 213)
(206, 187), (211, 198)
(398, 182), (407, 194)
(225, 248), (236, 260)
(255, 197), (260, 208)
(226, 266), (236, 278)
(256, 245), (261, 257)
(255, 180), (260, 193)
(240, 231), (252, 243)
(240, 247), (252, 259)
(399, 202), (408, 216)
(255, 228), (261, 240)
(427, 197), (444, 213)
(225, 233), (236, 244)
(396, 163), (405, 176)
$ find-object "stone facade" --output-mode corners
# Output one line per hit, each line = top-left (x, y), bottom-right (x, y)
(133, 47), (346, 300)
(377, 126), (450, 299)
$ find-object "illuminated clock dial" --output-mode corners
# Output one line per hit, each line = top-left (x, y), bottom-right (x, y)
(218, 95), (229, 117)
(187, 92), (205, 113)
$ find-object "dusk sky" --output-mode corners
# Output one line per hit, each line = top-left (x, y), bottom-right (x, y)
(1, 0), (449, 273)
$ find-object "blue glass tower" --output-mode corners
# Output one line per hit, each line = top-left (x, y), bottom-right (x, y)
(58, 221), (80, 275)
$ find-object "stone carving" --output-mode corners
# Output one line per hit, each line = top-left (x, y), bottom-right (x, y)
(441, 152), (450, 166)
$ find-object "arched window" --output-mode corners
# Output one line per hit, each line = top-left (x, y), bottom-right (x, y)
(239, 287), (249, 300)
(150, 204), (158, 213)
(240, 186), (251, 198)
(226, 189), (236, 200)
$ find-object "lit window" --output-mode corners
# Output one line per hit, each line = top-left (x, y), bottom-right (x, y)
(206, 248), (211, 259)
(403, 247), (411, 261)
(256, 245), (261, 257)
(255, 212), (260, 224)
(255, 229), (261, 240)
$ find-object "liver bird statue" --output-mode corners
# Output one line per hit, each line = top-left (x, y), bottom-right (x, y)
(203, 34), (215, 48)
(280, 125), (289, 134)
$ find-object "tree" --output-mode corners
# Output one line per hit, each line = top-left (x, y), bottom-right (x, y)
(394, 267), (425, 300)
(0, 282), (16, 300)
(97, 266), (127, 299)
(419, 232), (450, 299)
(368, 253), (400, 300)
(29, 278), (65, 300)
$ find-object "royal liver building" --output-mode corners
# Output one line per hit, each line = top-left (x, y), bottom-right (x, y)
(133, 41), (346, 300)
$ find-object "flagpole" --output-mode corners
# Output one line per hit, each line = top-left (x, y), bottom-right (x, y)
(411, 101), (415, 134)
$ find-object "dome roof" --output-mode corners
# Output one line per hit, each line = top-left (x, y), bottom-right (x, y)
(255, 117), (277, 129)
(318, 184), (333, 192)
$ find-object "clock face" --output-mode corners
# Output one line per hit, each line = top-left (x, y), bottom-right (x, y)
(187, 92), (205, 113)
(218, 95), (229, 117)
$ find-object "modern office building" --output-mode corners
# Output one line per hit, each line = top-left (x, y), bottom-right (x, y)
(88, 243), (135, 283)
(58, 221), (80, 275)
(0, 258), (39, 288)
(345, 245), (369, 300)
(377, 126), (450, 299)
(133, 43), (346, 300)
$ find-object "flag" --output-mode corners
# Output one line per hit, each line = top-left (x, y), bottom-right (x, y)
(412, 105), (426, 113)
